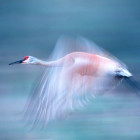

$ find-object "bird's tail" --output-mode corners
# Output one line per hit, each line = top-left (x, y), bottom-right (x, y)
(124, 77), (140, 97)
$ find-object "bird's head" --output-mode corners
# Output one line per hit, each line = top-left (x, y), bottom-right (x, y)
(9, 56), (40, 65)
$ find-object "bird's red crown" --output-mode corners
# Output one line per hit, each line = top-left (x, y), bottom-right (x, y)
(24, 56), (29, 60)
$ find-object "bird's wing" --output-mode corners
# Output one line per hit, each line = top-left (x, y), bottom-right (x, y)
(52, 36), (126, 66)
(24, 65), (93, 128)
(24, 36), (123, 128)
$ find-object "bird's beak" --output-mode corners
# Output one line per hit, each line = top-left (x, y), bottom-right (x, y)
(9, 59), (24, 65)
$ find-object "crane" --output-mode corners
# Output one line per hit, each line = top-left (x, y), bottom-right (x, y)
(9, 36), (139, 128)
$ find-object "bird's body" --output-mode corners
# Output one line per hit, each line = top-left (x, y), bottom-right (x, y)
(9, 37), (134, 127)
(65, 52), (117, 76)
(40, 52), (118, 76)
(36, 52), (121, 98)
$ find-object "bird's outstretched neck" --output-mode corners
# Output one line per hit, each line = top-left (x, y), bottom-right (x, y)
(38, 59), (64, 67)
(37, 54), (74, 67)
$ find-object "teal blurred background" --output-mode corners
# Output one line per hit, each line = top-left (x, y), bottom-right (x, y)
(1, 0), (140, 139)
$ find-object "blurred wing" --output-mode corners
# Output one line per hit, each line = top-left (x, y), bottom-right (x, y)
(24, 66), (91, 128)
(76, 36), (126, 68)
(24, 36), (124, 128)
(52, 36), (126, 67)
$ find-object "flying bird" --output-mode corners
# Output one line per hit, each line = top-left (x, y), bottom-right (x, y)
(9, 36), (139, 127)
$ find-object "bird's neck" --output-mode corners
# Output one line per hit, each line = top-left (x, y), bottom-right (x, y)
(38, 59), (63, 67)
